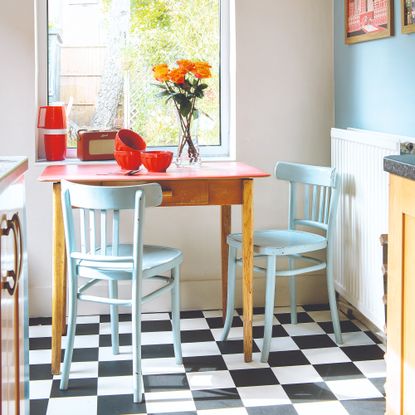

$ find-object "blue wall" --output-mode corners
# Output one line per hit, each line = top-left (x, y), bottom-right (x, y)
(334, 2), (415, 137)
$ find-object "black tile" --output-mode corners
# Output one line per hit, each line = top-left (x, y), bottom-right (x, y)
(143, 373), (189, 392)
(99, 360), (132, 377)
(61, 347), (99, 363)
(99, 333), (132, 347)
(192, 388), (242, 410)
(181, 329), (215, 343)
(268, 350), (310, 367)
(217, 340), (260, 355)
(75, 323), (100, 335)
(30, 364), (53, 380)
(174, 310), (204, 319)
(142, 320), (172, 332)
(247, 405), (298, 415)
(29, 337), (52, 350)
(341, 345), (385, 361)
(282, 382), (336, 403)
(100, 313), (132, 323)
(206, 316), (243, 329)
(236, 307), (265, 315)
(370, 377), (386, 395)
(148, 412), (196, 415)
(302, 304), (330, 311)
(341, 398), (386, 415)
(97, 394), (146, 414)
(30, 399), (48, 415)
(314, 362), (364, 380)
(230, 368), (278, 387)
(275, 312), (314, 324)
(29, 317), (52, 326)
(252, 324), (289, 339)
(183, 355), (227, 372)
(364, 330), (383, 344)
(50, 377), (97, 398)
(292, 334), (337, 349)
(318, 320), (360, 333)
(142, 343), (175, 359)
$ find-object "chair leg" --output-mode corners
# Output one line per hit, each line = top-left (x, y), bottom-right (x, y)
(171, 265), (182, 364)
(60, 274), (78, 390)
(326, 249), (343, 345)
(288, 257), (297, 324)
(132, 276), (143, 403)
(261, 255), (277, 363)
(220, 245), (237, 341)
(109, 280), (119, 355)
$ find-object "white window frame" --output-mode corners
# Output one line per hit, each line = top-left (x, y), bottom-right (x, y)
(35, 0), (235, 162)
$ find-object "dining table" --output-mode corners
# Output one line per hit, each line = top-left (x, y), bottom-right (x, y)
(38, 161), (270, 374)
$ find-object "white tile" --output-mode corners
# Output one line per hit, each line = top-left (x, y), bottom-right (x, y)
(282, 323), (326, 337)
(61, 334), (99, 349)
(254, 336), (299, 353)
(29, 380), (53, 399)
(237, 385), (290, 407)
(76, 315), (100, 324)
(354, 359), (386, 378)
(302, 347), (351, 365)
(326, 378), (384, 400)
(29, 349), (51, 365)
(97, 375), (133, 396)
(251, 314), (278, 327)
(47, 396), (97, 415)
(142, 357), (185, 375)
(294, 400), (349, 415)
(274, 306), (305, 313)
(272, 365), (323, 385)
(180, 318), (210, 331)
(29, 325), (52, 338)
(142, 312), (171, 321)
(222, 353), (269, 371)
(197, 408), (248, 415)
(187, 370), (235, 390)
(182, 341), (220, 357)
(98, 345), (132, 361)
(144, 390), (196, 413)
(141, 331), (174, 345)
(53, 362), (99, 380)
(307, 310), (348, 322)
(211, 326), (243, 341)
(328, 331), (375, 347)
(203, 310), (233, 318)
(99, 321), (132, 335)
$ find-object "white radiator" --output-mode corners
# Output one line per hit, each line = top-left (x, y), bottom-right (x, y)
(331, 128), (406, 331)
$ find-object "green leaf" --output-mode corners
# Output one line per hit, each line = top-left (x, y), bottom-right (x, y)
(179, 100), (192, 117)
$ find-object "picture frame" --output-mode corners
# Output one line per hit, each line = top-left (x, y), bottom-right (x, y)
(402, 0), (415, 33)
(345, 0), (394, 44)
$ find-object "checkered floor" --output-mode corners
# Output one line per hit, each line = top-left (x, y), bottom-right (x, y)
(29, 305), (386, 415)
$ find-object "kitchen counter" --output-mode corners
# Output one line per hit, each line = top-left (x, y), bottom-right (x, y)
(384, 154), (415, 181)
(0, 156), (28, 196)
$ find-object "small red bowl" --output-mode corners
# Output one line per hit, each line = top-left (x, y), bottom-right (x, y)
(115, 129), (147, 152)
(114, 150), (142, 170)
(141, 151), (173, 172)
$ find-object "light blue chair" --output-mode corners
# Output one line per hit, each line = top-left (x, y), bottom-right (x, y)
(59, 180), (183, 403)
(221, 161), (342, 362)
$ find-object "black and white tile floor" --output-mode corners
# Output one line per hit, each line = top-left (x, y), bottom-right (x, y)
(29, 305), (386, 415)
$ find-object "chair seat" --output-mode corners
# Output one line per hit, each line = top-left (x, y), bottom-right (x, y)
(227, 229), (327, 256)
(77, 244), (183, 280)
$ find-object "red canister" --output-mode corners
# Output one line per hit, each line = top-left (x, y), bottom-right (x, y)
(37, 106), (68, 161)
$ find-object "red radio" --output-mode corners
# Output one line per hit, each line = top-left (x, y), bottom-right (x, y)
(77, 130), (118, 161)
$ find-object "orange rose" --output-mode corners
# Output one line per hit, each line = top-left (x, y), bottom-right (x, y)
(169, 67), (187, 84)
(153, 64), (169, 82)
(192, 62), (212, 79)
(177, 59), (195, 71)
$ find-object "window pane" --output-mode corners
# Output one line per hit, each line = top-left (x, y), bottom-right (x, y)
(47, 0), (220, 149)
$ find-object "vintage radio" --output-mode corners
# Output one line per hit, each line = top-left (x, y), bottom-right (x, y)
(77, 129), (118, 161)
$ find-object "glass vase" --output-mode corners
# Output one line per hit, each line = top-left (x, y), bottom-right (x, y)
(175, 114), (201, 167)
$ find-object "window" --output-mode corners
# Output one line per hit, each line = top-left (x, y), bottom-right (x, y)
(37, 0), (233, 160)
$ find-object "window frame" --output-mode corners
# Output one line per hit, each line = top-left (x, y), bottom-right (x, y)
(35, 0), (235, 162)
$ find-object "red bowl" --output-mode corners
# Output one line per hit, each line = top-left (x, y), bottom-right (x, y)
(114, 150), (142, 170)
(141, 151), (173, 172)
(115, 129), (147, 152)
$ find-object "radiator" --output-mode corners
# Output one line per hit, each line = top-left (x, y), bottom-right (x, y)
(331, 128), (404, 331)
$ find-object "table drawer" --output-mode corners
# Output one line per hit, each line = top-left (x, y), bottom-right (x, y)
(159, 180), (209, 206)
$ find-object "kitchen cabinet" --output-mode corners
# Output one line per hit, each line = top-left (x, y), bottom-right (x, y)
(0, 158), (28, 415)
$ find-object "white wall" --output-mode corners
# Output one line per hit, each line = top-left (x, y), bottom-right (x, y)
(0, 0), (333, 318)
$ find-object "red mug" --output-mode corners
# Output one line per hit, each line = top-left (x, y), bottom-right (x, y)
(38, 106), (67, 161)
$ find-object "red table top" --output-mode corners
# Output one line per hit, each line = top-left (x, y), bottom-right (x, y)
(38, 161), (270, 182)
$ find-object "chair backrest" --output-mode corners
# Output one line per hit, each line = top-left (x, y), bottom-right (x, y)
(274, 161), (339, 235)
(61, 180), (162, 260)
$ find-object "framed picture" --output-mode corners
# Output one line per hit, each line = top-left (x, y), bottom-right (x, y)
(345, 0), (393, 44)
(402, 0), (415, 33)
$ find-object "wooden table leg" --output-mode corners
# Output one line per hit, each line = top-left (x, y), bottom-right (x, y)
(221, 205), (231, 320)
(51, 183), (66, 375)
(242, 179), (253, 362)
